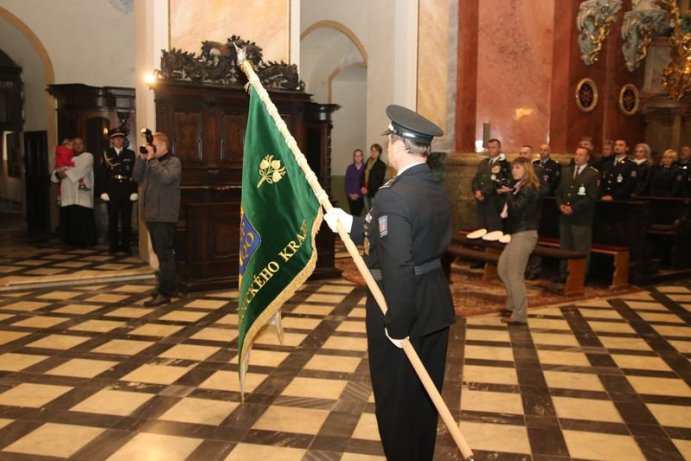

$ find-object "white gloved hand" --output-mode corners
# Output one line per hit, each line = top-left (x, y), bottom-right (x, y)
(129, 193), (139, 201)
(323, 208), (353, 233)
(385, 328), (407, 349)
(100, 193), (110, 202)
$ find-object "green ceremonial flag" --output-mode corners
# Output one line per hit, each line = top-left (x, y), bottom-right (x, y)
(238, 86), (322, 375)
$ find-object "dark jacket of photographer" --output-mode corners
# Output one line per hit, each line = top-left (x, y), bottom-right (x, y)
(132, 153), (181, 223)
(503, 184), (540, 234)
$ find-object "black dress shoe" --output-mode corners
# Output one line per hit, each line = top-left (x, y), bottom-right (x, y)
(551, 275), (567, 283)
(108, 248), (118, 256)
(501, 317), (527, 326)
(499, 308), (512, 317)
(150, 289), (159, 298)
(525, 272), (540, 281)
(144, 295), (171, 307)
(469, 261), (485, 269)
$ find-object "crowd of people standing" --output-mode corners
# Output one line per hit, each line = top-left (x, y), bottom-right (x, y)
(467, 137), (691, 324)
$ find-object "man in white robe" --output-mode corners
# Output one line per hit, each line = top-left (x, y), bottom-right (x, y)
(51, 138), (96, 246)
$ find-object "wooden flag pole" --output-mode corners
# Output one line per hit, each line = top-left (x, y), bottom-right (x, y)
(238, 49), (474, 461)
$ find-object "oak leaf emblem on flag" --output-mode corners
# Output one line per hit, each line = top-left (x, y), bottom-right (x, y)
(257, 155), (286, 188)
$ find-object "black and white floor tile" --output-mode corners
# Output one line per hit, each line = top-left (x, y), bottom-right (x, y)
(0, 252), (688, 460)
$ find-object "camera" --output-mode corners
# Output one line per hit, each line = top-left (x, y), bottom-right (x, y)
(139, 128), (156, 154)
(495, 177), (515, 190)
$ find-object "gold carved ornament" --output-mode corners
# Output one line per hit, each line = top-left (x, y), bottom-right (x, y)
(657, 0), (691, 100)
(578, 0), (623, 65)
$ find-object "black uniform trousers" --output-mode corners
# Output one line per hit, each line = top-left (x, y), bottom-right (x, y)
(366, 297), (449, 461)
(107, 192), (133, 252)
(476, 194), (503, 232)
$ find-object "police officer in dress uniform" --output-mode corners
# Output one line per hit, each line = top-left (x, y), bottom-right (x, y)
(677, 146), (691, 197)
(324, 105), (455, 461)
(601, 139), (637, 201)
(99, 127), (138, 255)
(555, 147), (600, 282)
(534, 143), (561, 195)
(471, 138), (511, 232)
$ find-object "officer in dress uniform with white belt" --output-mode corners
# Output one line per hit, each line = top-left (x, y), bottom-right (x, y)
(324, 105), (455, 461)
(98, 127), (138, 255)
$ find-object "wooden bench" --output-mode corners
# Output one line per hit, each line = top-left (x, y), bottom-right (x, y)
(641, 197), (691, 268)
(540, 197), (649, 284)
(539, 237), (629, 289)
(448, 233), (587, 296)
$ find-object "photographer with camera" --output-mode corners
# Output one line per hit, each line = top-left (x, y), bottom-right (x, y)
(132, 130), (181, 307)
(99, 127), (138, 255)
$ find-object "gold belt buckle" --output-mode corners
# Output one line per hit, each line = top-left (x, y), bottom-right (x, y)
(364, 237), (370, 256)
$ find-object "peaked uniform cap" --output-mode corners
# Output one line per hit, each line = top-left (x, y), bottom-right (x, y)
(382, 105), (443, 145)
(108, 127), (127, 138)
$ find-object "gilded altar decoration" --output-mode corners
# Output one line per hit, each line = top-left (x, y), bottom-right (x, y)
(156, 35), (305, 91)
(621, 1), (668, 71)
(577, 0), (623, 65)
(619, 83), (641, 115)
(656, 0), (691, 100)
(576, 78), (599, 112)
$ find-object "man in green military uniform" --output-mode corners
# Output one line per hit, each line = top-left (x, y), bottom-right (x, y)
(555, 146), (600, 282)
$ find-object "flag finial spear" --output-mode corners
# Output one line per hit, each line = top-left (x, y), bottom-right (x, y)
(234, 44), (247, 66)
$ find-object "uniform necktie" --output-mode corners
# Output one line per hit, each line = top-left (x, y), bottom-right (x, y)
(573, 166), (580, 179)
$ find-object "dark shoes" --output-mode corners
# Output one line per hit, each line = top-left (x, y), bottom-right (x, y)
(470, 261), (485, 269)
(108, 246), (134, 256)
(551, 275), (567, 283)
(501, 317), (527, 326)
(499, 308), (513, 318)
(525, 272), (540, 281)
(144, 294), (171, 307)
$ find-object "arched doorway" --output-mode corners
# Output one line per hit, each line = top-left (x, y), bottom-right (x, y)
(300, 20), (367, 208)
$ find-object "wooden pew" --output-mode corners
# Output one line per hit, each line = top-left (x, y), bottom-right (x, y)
(538, 237), (629, 289)
(540, 198), (651, 284)
(448, 233), (587, 296)
(640, 197), (691, 269)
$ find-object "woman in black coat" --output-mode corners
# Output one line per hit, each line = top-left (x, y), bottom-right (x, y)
(496, 157), (542, 325)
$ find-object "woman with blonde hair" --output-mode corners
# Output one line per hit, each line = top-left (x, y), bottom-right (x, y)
(632, 143), (652, 196)
(496, 157), (542, 325)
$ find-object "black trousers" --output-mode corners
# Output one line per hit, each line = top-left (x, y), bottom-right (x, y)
(147, 221), (177, 297)
(60, 205), (96, 248)
(475, 194), (503, 231)
(107, 196), (133, 251)
(366, 304), (449, 461)
(347, 197), (364, 217)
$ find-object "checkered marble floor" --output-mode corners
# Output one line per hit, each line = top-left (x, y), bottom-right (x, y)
(0, 276), (688, 460)
(0, 230), (154, 289)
